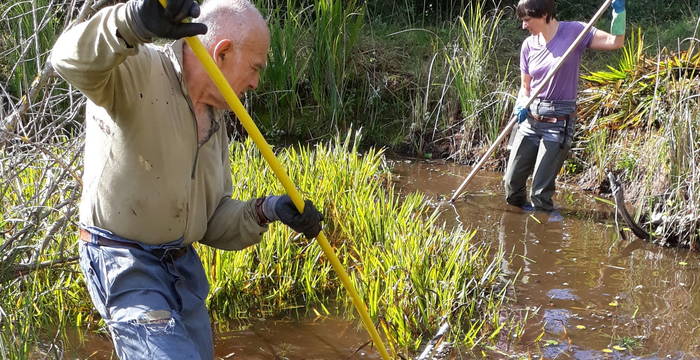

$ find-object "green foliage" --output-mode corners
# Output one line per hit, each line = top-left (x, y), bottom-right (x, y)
(556, 0), (695, 24)
(577, 27), (700, 248)
(308, 0), (365, 130)
(448, 1), (511, 154)
(0, 0), (64, 97)
(0, 133), (514, 357)
(579, 29), (700, 131)
(200, 132), (513, 353)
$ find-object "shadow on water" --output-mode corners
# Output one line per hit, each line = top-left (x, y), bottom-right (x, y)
(65, 159), (700, 359)
(391, 159), (700, 359)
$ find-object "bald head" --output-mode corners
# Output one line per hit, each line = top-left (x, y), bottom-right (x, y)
(182, 0), (270, 106)
(197, 0), (269, 48)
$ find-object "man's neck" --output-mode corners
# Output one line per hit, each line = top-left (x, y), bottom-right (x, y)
(182, 45), (214, 112)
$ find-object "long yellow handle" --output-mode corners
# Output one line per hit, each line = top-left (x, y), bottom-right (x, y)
(157, 2), (391, 358)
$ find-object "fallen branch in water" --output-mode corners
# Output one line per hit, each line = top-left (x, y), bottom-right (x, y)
(607, 171), (652, 240)
(417, 318), (452, 360)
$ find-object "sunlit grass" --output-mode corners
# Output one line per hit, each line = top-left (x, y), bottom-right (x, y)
(1, 132), (515, 357)
(200, 132), (513, 354)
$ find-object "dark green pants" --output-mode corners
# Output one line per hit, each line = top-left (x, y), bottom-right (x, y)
(504, 99), (576, 211)
(504, 133), (571, 211)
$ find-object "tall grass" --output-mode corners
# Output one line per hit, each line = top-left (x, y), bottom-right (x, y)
(0, 132), (516, 358)
(253, 0), (310, 135)
(200, 132), (514, 354)
(576, 27), (700, 248)
(0, 0), (61, 98)
(308, 0), (364, 130)
(448, 1), (511, 161)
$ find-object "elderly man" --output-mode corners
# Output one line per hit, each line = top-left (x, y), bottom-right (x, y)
(51, 0), (322, 358)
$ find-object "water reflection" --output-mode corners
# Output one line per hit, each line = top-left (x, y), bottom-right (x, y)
(390, 159), (700, 359)
(64, 159), (700, 359)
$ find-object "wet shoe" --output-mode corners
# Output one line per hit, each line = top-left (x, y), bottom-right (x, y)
(547, 210), (564, 222)
(520, 204), (535, 212)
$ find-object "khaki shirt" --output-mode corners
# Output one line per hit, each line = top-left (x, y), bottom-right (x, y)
(50, 3), (267, 249)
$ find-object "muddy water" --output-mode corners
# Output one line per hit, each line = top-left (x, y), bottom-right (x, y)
(67, 160), (700, 359)
(391, 159), (700, 359)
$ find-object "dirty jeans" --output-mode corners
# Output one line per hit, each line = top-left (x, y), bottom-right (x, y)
(504, 99), (576, 211)
(78, 227), (213, 359)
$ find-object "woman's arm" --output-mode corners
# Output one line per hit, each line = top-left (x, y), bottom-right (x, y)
(591, 0), (625, 51)
(590, 29), (625, 51)
(520, 73), (532, 99)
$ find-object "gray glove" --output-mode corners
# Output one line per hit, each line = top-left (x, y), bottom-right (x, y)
(262, 195), (323, 238)
(127, 0), (207, 42)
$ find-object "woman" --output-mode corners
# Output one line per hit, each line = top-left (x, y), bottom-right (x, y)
(504, 0), (626, 213)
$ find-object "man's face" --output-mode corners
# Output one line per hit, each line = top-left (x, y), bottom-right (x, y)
(217, 27), (270, 100)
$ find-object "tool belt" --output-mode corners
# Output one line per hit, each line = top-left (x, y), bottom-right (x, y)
(79, 228), (188, 260)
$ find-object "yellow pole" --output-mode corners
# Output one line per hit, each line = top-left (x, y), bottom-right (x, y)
(156, 2), (391, 358)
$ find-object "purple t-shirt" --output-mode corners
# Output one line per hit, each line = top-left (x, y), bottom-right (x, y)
(520, 21), (596, 100)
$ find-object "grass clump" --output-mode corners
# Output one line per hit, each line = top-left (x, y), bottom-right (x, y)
(575, 28), (700, 248)
(1, 132), (516, 357)
(200, 132), (514, 354)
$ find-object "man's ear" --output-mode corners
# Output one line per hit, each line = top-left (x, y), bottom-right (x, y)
(213, 39), (233, 66)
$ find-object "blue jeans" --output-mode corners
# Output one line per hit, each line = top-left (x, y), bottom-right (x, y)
(78, 227), (213, 359)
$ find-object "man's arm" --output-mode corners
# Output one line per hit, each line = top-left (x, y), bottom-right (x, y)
(201, 134), (268, 251)
(50, 0), (206, 112)
(50, 3), (150, 112)
(201, 197), (268, 251)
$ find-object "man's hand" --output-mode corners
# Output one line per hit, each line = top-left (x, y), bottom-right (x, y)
(262, 195), (323, 238)
(513, 106), (530, 124)
(129, 0), (207, 42)
(610, 0), (626, 36)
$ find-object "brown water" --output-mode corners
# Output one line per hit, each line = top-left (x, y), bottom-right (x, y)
(65, 160), (700, 359)
(391, 159), (700, 359)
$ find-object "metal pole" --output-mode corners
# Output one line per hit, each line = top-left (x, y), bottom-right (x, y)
(449, 0), (613, 202)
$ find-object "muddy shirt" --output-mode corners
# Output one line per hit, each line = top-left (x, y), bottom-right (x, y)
(50, 3), (267, 248)
(520, 21), (596, 100)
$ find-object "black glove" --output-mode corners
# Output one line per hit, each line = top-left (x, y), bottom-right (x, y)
(262, 195), (323, 238)
(129, 0), (208, 41)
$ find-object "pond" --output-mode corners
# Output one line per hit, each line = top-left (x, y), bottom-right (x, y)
(65, 159), (700, 359)
(391, 159), (700, 359)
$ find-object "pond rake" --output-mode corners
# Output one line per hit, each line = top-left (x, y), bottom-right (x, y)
(449, 0), (613, 203)
(156, 1), (391, 359)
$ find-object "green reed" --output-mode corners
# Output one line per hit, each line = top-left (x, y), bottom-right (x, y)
(308, 0), (364, 131)
(198, 131), (513, 354)
(577, 27), (700, 247)
(0, 0), (62, 97)
(1, 132), (514, 357)
(448, 1), (511, 158)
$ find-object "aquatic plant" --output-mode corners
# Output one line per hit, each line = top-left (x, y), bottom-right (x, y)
(201, 132), (514, 354)
(448, 1), (511, 158)
(0, 130), (515, 358)
(576, 27), (700, 248)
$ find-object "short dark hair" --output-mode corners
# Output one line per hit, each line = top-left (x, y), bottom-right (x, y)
(516, 0), (556, 23)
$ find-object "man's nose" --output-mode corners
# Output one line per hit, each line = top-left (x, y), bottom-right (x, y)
(249, 76), (260, 91)
(521, 21), (527, 29)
